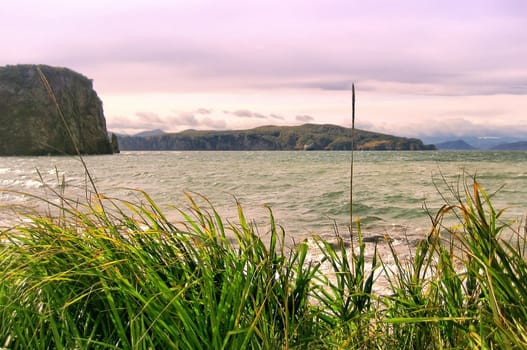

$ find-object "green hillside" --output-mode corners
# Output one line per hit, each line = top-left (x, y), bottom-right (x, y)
(117, 123), (436, 151)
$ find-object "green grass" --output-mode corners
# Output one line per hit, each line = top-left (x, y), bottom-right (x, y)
(1, 176), (527, 349)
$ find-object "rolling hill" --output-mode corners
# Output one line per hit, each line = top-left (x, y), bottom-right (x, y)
(116, 124), (436, 151)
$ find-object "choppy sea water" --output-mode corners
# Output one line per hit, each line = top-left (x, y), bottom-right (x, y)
(1, 150), (526, 282)
(1, 151), (526, 236)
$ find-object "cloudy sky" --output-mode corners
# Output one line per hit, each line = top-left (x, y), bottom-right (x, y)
(2, 0), (527, 139)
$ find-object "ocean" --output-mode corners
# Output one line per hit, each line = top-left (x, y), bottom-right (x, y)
(1, 151), (526, 252)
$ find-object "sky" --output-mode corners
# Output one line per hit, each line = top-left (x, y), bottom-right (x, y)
(2, 0), (527, 140)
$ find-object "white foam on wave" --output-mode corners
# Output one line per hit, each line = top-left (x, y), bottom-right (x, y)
(1, 177), (43, 189)
(0, 192), (27, 203)
(24, 179), (45, 189)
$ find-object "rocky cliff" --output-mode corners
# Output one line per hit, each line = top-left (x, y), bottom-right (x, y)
(0, 64), (116, 155)
(118, 124), (436, 151)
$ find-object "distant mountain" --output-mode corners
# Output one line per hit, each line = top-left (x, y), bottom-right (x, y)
(435, 140), (477, 150)
(422, 136), (524, 150)
(134, 129), (166, 137)
(117, 124), (436, 151)
(491, 141), (527, 150)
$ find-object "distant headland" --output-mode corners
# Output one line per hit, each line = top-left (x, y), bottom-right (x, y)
(116, 124), (436, 151)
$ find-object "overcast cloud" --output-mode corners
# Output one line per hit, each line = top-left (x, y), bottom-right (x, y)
(1, 0), (526, 138)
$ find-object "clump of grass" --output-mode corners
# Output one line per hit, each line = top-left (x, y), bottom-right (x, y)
(2, 174), (527, 349)
(381, 175), (527, 349)
(310, 222), (380, 348)
(0, 190), (322, 349)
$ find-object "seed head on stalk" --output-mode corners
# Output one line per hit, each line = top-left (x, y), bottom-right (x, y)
(350, 83), (356, 234)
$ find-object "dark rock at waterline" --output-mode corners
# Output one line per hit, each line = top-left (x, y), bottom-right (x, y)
(0, 64), (117, 155)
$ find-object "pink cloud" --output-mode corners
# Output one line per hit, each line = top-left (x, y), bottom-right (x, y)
(296, 115), (315, 122)
(2, 0), (527, 137)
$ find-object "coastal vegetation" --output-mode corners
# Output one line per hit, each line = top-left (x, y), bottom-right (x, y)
(117, 123), (436, 151)
(1, 176), (526, 349)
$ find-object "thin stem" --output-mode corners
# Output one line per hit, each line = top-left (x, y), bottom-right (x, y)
(350, 83), (356, 232)
(36, 65), (103, 204)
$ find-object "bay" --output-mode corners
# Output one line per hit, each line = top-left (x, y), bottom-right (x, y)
(1, 150), (526, 248)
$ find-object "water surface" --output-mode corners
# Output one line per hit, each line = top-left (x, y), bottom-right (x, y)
(2, 151), (526, 241)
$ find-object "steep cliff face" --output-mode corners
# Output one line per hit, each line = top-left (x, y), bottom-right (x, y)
(0, 64), (116, 155)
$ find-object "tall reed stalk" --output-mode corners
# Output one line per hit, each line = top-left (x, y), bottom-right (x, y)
(36, 65), (103, 212)
(350, 83), (356, 231)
